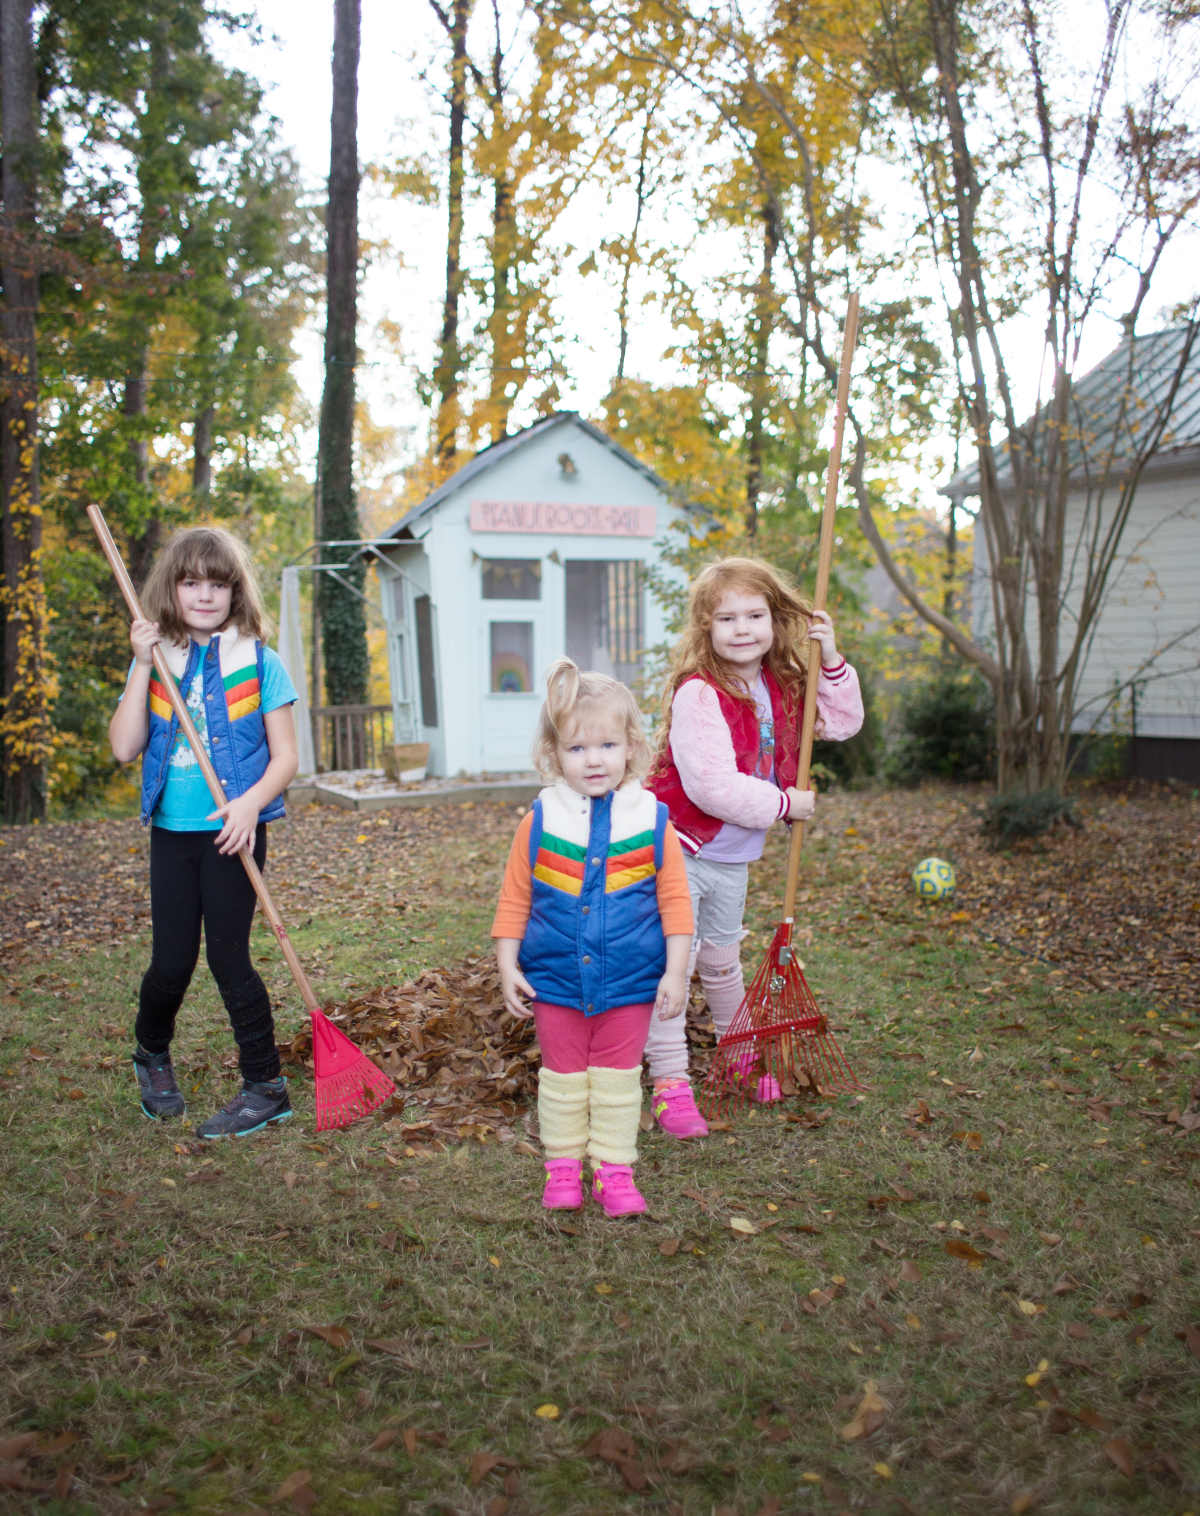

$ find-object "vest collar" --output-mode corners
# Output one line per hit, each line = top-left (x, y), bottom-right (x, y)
(158, 630), (257, 682)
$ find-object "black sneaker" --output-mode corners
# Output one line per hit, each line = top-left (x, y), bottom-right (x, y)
(196, 1077), (292, 1140)
(131, 1045), (186, 1119)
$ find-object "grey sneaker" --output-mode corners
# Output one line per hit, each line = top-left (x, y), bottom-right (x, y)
(132, 1046), (185, 1119)
(196, 1077), (292, 1140)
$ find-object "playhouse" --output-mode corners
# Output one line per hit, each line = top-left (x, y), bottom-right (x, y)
(363, 412), (689, 777)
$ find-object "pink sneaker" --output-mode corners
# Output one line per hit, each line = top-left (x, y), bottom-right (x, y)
(542, 1158), (584, 1210)
(728, 1053), (782, 1104)
(591, 1162), (647, 1218)
(755, 1073), (783, 1103)
(652, 1080), (709, 1139)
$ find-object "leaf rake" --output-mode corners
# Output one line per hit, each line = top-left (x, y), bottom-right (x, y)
(698, 296), (866, 1121)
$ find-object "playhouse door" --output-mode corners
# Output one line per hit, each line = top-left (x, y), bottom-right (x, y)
(480, 558), (543, 771)
(564, 559), (645, 687)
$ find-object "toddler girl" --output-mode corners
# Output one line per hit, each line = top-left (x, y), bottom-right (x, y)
(645, 556), (864, 1136)
(492, 658), (693, 1215)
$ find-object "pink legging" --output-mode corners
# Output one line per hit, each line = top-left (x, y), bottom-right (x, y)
(533, 1000), (654, 1074)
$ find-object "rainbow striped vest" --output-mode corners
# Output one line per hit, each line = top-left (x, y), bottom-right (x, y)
(519, 780), (668, 1016)
(139, 632), (284, 826)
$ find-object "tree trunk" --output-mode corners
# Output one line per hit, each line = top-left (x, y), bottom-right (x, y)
(484, 20), (516, 445)
(123, 20), (177, 587)
(317, 0), (369, 724)
(744, 195), (780, 538)
(433, 0), (470, 474)
(192, 403), (214, 496)
(0, 0), (49, 823)
(616, 112), (653, 385)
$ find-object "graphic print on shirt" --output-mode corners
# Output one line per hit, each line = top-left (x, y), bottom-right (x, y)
(756, 709), (775, 781)
(170, 673), (209, 770)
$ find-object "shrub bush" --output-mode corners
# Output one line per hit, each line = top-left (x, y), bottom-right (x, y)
(980, 788), (1080, 848)
(884, 668), (995, 785)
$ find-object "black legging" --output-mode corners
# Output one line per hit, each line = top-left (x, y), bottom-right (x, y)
(135, 824), (281, 1083)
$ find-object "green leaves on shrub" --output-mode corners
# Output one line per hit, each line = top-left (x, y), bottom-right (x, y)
(980, 788), (1081, 848)
(884, 669), (995, 785)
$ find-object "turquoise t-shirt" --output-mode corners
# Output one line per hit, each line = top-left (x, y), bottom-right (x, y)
(128, 642), (298, 831)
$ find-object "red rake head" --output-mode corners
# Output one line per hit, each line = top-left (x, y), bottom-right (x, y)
(311, 1009), (396, 1131)
(697, 923), (863, 1121)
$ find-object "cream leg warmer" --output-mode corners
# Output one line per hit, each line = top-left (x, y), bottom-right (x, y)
(696, 939), (746, 1041)
(586, 1065), (643, 1167)
(537, 1068), (589, 1160)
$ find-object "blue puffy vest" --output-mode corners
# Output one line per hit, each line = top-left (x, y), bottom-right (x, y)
(519, 781), (668, 1015)
(139, 632), (285, 827)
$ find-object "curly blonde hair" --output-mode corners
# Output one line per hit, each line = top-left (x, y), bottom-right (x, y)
(141, 526), (269, 645)
(655, 555), (813, 751)
(531, 657), (652, 782)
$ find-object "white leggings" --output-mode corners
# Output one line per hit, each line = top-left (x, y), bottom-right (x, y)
(643, 855), (749, 1082)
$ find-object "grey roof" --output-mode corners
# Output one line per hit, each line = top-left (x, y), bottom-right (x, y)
(943, 324), (1200, 498)
(377, 411), (677, 540)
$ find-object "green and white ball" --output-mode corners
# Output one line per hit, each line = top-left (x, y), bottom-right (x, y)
(912, 856), (956, 901)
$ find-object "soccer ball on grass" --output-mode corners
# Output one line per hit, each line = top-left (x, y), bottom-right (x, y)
(911, 856), (956, 901)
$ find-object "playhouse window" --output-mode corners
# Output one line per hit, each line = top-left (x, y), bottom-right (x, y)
(415, 594), (438, 727)
(482, 558), (541, 600)
(489, 621), (534, 693)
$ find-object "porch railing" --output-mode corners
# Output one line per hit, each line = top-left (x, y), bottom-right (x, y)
(314, 704), (392, 771)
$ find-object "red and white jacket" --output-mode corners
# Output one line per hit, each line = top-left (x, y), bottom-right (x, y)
(647, 661), (863, 854)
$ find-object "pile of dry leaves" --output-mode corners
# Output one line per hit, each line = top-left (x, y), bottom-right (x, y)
(283, 956), (720, 1148)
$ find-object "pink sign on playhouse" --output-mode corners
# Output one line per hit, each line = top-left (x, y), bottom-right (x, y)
(469, 500), (658, 536)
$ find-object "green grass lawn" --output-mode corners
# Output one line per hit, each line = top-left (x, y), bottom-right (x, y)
(1, 785), (1197, 1515)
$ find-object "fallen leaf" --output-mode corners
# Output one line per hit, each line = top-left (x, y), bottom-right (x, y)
(944, 1238), (989, 1265)
(469, 1451), (503, 1485)
(582, 1426), (647, 1491)
(840, 1381), (889, 1441)
(303, 1324), (350, 1349)
(271, 1468), (315, 1511)
(1103, 1437), (1136, 1476)
(534, 1404), (559, 1420)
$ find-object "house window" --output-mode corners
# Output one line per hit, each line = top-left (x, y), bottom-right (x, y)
(490, 620), (534, 693)
(482, 558), (541, 600)
(415, 594), (438, 727)
(564, 560), (644, 686)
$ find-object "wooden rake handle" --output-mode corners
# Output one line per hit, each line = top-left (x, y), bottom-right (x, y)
(781, 293), (860, 921)
(88, 504), (323, 1017)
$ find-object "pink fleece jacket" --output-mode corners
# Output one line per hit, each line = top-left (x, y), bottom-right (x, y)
(667, 659), (864, 831)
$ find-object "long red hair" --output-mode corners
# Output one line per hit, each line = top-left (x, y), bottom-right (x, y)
(655, 556), (812, 753)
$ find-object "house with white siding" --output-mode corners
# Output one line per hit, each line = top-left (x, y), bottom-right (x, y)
(943, 326), (1200, 780)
